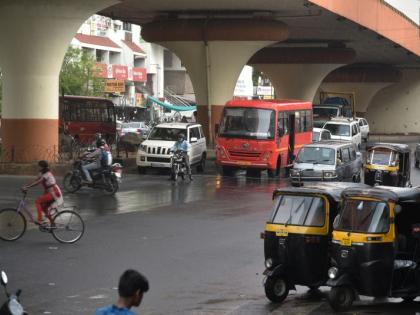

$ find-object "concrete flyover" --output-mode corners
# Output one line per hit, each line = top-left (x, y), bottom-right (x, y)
(0, 0), (419, 163)
(141, 19), (289, 143)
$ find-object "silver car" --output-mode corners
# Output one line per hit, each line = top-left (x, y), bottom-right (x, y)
(290, 141), (362, 184)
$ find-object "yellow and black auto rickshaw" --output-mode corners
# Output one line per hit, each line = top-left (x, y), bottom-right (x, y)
(364, 143), (411, 187)
(262, 182), (367, 303)
(327, 186), (420, 311)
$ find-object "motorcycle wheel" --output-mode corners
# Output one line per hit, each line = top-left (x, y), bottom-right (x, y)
(63, 173), (81, 193)
(103, 176), (119, 195)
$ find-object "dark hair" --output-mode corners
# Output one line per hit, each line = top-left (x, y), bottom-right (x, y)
(38, 160), (50, 173)
(96, 139), (106, 148)
(118, 269), (149, 297)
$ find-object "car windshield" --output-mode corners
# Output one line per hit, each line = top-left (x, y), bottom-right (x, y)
(324, 123), (350, 137)
(312, 131), (320, 142)
(270, 195), (325, 227)
(296, 147), (335, 165)
(334, 199), (390, 233)
(313, 107), (339, 118)
(367, 149), (394, 166)
(148, 128), (185, 141)
(219, 108), (275, 140)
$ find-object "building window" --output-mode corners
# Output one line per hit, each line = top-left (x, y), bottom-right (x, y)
(164, 50), (173, 68)
(123, 22), (132, 32)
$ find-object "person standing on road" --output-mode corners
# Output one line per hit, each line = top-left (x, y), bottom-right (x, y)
(171, 133), (192, 180)
(96, 269), (149, 315)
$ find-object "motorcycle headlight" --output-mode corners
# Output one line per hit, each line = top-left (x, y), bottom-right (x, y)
(265, 258), (273, 269)
(328, 267), (338, 279)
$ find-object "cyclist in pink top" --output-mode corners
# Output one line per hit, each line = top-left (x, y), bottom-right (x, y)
(22, 160), (64, 225)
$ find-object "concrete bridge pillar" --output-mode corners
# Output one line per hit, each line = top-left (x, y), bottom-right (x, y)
(249, 47), (356, 102)
(141, 19), (289, 144)
(0, 0), (117, 163)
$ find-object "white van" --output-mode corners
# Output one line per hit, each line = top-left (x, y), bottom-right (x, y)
(323, 118), (362, 150)
(136, 122), (207, 174)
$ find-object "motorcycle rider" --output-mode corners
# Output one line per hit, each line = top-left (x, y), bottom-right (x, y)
(82, 139), (110, 184)
(171, 133), (192, 180)
(21, 160), (64, 225)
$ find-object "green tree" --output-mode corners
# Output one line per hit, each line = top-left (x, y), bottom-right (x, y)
(59, 47), (105, 96)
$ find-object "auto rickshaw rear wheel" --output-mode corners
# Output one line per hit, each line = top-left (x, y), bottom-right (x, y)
(328, 286), (354, 312)
(264, 276), (289, 303)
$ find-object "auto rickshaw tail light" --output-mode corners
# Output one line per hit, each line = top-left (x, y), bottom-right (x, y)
(304, 236), (321, 244)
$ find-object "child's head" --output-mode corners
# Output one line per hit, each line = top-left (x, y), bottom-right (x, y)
(118, 269), (149, 307)
(38, 160), (49, 174)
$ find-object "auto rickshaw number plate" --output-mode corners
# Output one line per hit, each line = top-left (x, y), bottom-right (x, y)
(276, 230), (288, 237)
(341, 238), (352, 246)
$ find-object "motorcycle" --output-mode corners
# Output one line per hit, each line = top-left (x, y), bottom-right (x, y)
(0, 270), (26, 315)
(170, 150), (189, 181)
(63, 159), (123, 195)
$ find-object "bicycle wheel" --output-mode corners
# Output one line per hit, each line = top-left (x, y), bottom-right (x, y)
(51, 210), (84, 244)
(0, 208), (26, 241)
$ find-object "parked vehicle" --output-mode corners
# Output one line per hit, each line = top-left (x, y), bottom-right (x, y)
(312, 127), (331, 142)
(63, 160), (122, 195)
(356, 117), (369, 142)
(327, 186), (420, 311)
(313, 104), (346, 128)
(136, 122), (207, 174)
(118, 121), (150, 137)
(323, 118), (362, 150)
(262, 182), (366, 304)
(364, 143), (411, 187)
(59, 95), (117, 145)
(0, 270), (26, 315)
(216, 99), (313, 177)
(170, 150), (189, 181)
(290, 141), (362, 185)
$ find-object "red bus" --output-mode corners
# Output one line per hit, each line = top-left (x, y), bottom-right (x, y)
(59, 96), (117, 144)
(216, 99), (313, 177)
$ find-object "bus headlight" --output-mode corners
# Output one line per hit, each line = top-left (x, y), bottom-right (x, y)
(216, 145), (227, 158)
(328, 267), (338, 279)
(265, 258), (273, 269)
(262, 152), (271, 161)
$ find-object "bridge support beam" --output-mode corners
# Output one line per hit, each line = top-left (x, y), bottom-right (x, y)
(142, 19), (289, 144)
(0, 0), (117, 163)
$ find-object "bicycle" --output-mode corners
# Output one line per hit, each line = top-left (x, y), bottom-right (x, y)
(0, 192), (85, 244)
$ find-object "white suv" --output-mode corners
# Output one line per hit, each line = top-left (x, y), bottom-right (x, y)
(356, 117), (370, 142)
(136, 122), (207, 174)
(323, 118), (362, 150)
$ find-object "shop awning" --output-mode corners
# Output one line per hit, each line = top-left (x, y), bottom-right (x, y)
(147, 96), (196, 112)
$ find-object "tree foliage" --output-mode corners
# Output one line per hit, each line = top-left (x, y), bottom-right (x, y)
(59, 47), (105, 97)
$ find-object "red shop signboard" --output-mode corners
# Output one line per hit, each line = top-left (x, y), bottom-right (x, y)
(95, 63), (108, 78)
(112, 64), (128, 80)
(132, 67), (147, 82)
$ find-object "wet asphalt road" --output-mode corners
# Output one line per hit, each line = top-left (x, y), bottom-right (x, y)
(1, 142), (420, 314)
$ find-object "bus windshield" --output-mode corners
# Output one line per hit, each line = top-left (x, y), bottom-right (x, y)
(219, 108), (275, 140)
(270, 195), (326, 227)
(296, 147), (335, 165)
(334, 199), (390, 233)
(148, 128), (185, 141)
(313, 107), (339, 118)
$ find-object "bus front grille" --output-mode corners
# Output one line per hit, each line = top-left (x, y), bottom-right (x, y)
(228, 150), (261, 159)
